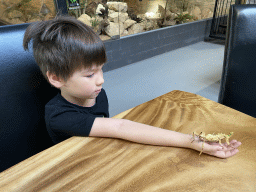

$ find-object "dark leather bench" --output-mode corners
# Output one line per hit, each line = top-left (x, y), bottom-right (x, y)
(0, 23), (59, 172)
(2, 4), (255, 173)
(218, 4), (256, 118)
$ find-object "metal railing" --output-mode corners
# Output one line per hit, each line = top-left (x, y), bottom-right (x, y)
(209, 0), (256, 39)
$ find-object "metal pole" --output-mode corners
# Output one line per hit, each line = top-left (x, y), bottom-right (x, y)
(235, 0), (241, 4)
(54, 0), (69, 16)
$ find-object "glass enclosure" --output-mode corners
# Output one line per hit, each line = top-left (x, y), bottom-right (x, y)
(0, 0), (56, 25)
(0, 0), (246, 41)
(66, 0), (218, 41)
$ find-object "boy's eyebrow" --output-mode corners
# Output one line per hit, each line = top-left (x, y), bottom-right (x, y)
(83, 64), (104, 73)
(88, 67), (98, 72)
(90, 64), (105, 71)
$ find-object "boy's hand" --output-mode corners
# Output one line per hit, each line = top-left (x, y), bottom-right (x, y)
(191, 139), (242, 158)
(91, 118), (242, 159)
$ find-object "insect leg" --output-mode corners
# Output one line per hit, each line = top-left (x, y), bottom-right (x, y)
(199, 141), (204, 156)
(191, 132), (196, 143)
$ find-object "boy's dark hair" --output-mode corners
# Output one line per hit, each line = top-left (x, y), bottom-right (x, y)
(23, 15), (107, 81)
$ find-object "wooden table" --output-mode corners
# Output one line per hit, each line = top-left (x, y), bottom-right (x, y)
(0, 90), (255, 191)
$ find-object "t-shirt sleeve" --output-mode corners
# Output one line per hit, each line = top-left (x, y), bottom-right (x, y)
(47, 108), (95, 142)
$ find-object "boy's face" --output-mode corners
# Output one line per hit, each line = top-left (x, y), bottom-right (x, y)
(59, 64), (104, 106)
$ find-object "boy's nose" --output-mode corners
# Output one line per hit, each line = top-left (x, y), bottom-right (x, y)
(96, 75), (104, 86)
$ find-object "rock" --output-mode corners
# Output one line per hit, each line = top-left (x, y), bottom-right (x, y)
(201, 8), (210, 19)
(169, 4), (179, 13)
(140, 19), (158, 31)
(166, 12), (178, 21)
(109, 10), (115, 15)
(119, 12), (129, 22)
(8, 10), (23, 19)
(121, 30), (129, 36)
(137, 14), (146, 21)
(97, 3), (109, 19)
(128, 7), (142, 22)
(105, 22), (124, 37)
(97, 18), (110, 35)
(124, 19), (136, 29)
(96, 4), (105, 15)
(157, 5), (174, 20)
(85, 2), (99, 17)
(107, 2), (127, 13)
(207, 11), (213, 18)
(108, 12), (128, 23)
(157, 5), (166, 19)
(129, 23), (144, 35)
(99, 34), (111, 41)
(108, 12), (119, 22)
(78, 14), (92, 27)
(95, 15), (104, 23)
(29, 18), (42, 23)
(10, 18), (24, 25)
(191, 6), (201, 20)
(162, 20), (176, 26)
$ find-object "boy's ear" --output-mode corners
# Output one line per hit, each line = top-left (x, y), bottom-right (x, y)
(46, 71), (64, 88)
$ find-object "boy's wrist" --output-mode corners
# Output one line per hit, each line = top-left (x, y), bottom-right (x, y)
(186, 133), (201, 150)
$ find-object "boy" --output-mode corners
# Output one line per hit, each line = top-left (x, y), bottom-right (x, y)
(23, 15), (241, 158)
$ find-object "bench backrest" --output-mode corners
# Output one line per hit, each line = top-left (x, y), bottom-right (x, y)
(218, 4), (256, 118)
(0, 23), (59, 172)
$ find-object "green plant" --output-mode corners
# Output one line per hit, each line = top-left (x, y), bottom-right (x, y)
(66, 0), (87, 18)
(90, 16), (100, 28)
(174, 13), (193, 23)
(68, 9), (77, 17)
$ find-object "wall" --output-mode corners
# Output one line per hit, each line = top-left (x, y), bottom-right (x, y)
(125, 0), (216, 19)
(0, 17), (212, 73)
(103, 17), (212, 72)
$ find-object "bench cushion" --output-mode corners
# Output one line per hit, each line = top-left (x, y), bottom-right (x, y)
(0, 24), (59, 172)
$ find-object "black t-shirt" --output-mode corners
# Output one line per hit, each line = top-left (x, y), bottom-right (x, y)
(45, 88), (109, 144)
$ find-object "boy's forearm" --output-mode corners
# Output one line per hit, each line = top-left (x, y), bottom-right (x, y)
(117, 119), (193, 149)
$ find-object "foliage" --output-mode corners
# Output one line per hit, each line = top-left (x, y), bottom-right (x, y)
(66, 0), (87, 18)
(90, 16), (100, 28)
(174, 13), (193, 23)
(66, 0), (87, 9)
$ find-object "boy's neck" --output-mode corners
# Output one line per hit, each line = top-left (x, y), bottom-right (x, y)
(61, 92), (95, 107)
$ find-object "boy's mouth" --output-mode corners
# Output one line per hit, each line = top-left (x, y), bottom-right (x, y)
(95, 89), (101, 93)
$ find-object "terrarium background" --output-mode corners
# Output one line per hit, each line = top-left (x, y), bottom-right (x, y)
(0, 0), (218, 22)
(0, 0), (225, 41)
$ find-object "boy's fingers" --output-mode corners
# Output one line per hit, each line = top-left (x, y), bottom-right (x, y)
(203, 140), (241, 158)
(228, 141), (241, 149)
(229, 139), (238, 144)
(212, 147), (239, 158)
(224, 148), (239, 158)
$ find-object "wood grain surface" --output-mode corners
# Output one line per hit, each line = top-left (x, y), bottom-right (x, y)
(0, 90), (255, 191)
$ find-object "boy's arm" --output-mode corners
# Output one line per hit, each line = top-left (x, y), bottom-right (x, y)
(89, 118), (241, 158)
(89, 118), (189, 146)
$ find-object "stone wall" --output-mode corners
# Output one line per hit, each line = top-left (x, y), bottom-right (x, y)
(0, 0), (56, 25)
(77, 0), (218, 40)
(125, 0), (216, 20)
(1, 0), (235, 26)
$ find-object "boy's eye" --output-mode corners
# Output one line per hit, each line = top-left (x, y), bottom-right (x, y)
(86, 74), (94, 78)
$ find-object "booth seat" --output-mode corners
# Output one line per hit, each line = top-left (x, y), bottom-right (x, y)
(2, 4), (256, 173)
(0, 23), (59, 172)
(218, 4), (256, 118)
